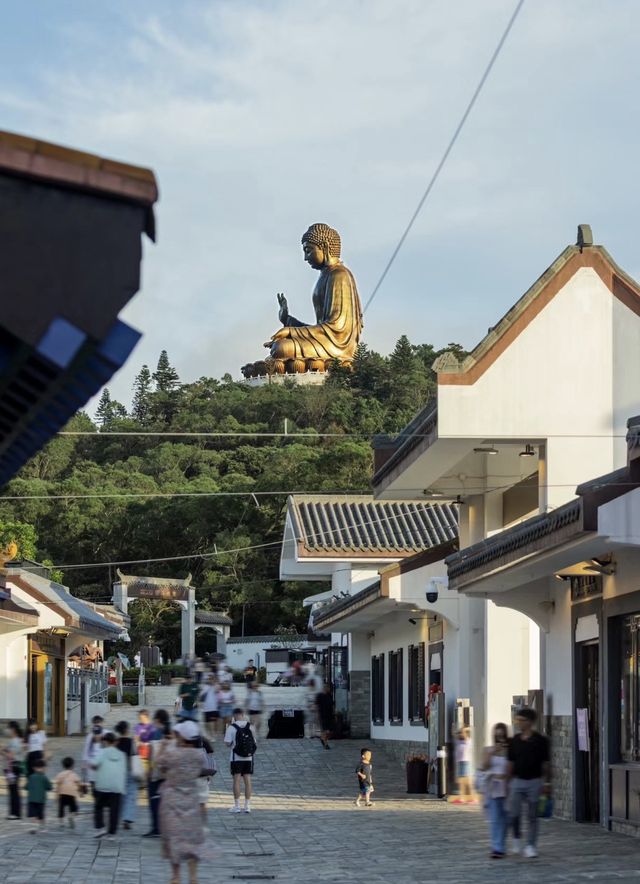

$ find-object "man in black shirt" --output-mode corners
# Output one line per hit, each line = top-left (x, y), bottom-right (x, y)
(507, 707), (551, 858)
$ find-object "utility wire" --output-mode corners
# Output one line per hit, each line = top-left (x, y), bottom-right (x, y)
(0, 480), (630, 502)
(363, 0), (526, 313)
(56, 430), (631, 439)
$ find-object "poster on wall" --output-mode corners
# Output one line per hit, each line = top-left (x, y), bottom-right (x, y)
(576, 707), (590, 752)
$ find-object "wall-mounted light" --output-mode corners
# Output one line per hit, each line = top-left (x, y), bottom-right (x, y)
(423, 488), (445, 498)
(584, 557), (616, 576)
(519, 444), (536, 458)
(47, 627), (71, 637)
(473, 446), (498, 455)
(408, 618), (417, 625)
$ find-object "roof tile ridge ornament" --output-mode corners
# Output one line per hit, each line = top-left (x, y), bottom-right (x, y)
(432, 350), (464, 374)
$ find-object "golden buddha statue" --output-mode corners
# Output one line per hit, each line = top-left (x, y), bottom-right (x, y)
(263, 223), (363, 364)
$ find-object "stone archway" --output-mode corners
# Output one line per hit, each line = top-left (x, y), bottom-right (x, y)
(112, 571), (196, 659)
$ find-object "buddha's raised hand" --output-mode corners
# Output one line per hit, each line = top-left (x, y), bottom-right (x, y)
(277, 292), (289, 325)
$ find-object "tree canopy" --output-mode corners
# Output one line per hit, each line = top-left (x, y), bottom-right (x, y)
(0, 339), (464, 657)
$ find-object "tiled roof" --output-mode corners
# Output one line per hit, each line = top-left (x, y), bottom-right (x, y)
(8, 568), (122, 636)
(116, 571), (192, 587)
(195, 611), (233, 626)
(445, 499), (583, 582)
(372, 400), (438, 486)
(290, 494), (457, 555)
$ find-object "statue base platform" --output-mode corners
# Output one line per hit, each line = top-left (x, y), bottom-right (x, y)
(242, 371), (327, 388)
(240, 356), (351, 385)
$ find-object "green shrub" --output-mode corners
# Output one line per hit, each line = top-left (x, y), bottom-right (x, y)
(232, 669), (245, 683)
(108, 689), (139, 705)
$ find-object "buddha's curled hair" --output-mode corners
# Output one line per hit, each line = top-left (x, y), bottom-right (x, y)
(301, 223), (341, 259)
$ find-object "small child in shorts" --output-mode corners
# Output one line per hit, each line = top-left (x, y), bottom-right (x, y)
(355, 747), (374, 807)
(27, 758), (52, 832)
(53, 756), (81, 829)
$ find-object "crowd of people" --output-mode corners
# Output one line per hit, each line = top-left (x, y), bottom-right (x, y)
(0, 654), (341, 882)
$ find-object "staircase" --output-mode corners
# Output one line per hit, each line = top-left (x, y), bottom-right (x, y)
(103, 684), (310, 730)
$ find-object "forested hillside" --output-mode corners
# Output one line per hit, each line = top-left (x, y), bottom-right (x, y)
(0, 337), (464, 657)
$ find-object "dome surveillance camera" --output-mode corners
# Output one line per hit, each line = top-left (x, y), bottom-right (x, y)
(426, 590), (439, 604)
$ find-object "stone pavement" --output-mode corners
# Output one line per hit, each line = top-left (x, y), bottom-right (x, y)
(2, 723), (640, 882)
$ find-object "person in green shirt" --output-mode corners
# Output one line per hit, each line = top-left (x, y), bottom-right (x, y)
(177, 677), (200, 722)
(27, 759), (52, 833)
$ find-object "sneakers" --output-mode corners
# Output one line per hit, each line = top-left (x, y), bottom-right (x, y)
(509, 839), (521, 855)
(93, 827), (107, 838)
(228, 805), (242, 814)
(523, 845), (538, 859)
(243, 805), (251, 814)
(355, 799), (362, 808)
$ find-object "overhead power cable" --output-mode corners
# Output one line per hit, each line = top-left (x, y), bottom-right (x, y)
(363, 0), (526, 313)
(56, 430), (631, 439)
(0, 479), (630, 502)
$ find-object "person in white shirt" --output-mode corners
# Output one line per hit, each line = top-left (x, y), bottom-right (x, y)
(247, 683), (264, 737)
(199, 675), (219, 741)
(224, 708), (256, 814)
(25, 719), (47, 776)
(81, 715), (105, 791)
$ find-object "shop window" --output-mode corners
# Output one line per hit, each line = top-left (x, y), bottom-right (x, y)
(371, 654), (385, 724)
(408, 643), (425, 722)
(388, 648), (403, 724)
(620, 614), (640, 762)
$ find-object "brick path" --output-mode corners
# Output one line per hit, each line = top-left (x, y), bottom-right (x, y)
(2, 721), (640, 882)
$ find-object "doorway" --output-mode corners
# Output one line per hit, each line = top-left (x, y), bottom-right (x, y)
(576, 641), (600, 822)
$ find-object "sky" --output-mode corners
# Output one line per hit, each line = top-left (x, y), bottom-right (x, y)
(2, 0), (640, 411)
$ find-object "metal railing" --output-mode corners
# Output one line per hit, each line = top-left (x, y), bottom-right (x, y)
(67, 664), (109, 703)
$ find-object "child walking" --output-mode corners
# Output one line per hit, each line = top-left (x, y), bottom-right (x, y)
(54, 757), (82, 829)
(27, 758), (52, 833)
(355, 748), (374, 807)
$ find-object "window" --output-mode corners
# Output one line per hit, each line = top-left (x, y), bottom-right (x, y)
(620, 615), (640, 762)
(408, 643), (425, 722)
(371, 654), (385, 724)
(388, 648), (403, 723)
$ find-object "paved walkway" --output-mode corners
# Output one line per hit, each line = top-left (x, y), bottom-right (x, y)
(2, 720), (640, 882)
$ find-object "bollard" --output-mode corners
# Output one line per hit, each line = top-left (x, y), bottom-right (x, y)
(437, 745), (447, 798)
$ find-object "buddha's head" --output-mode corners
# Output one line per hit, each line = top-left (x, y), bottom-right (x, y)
(302, 223), (341, 269)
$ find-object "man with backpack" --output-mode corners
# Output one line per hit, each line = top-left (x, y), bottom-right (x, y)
(224, 707), (257, 814)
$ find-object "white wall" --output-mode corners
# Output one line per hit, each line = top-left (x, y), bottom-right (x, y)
(486, 602), (538, 732)
(0, 632), (29, 720)
(438, 267), (637, 505)
(370, 610), (430, 743)
(226, 642), (271, 670)
(545, 581), (572, 715)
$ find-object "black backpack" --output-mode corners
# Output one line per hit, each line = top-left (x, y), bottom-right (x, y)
(232, 722), (257, 758)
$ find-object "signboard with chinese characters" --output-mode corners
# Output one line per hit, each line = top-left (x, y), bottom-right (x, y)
(127, 583), (190, 602)
(576, 707), (590, 752)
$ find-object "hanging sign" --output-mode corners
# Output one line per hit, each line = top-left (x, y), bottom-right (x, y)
(576, 707), (590, 752)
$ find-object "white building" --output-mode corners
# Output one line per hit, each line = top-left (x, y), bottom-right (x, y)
(377, 226), (640, 826)
(0, 562), (126, 735)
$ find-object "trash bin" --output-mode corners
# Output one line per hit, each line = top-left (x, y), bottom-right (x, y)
(267, 709), (305, 738)
(406, 759), (429, 793)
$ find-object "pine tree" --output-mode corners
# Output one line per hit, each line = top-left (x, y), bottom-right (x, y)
(95, 388), (112, 427)
(131, 364), (152, 423)
(152, 350), (180, 392)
